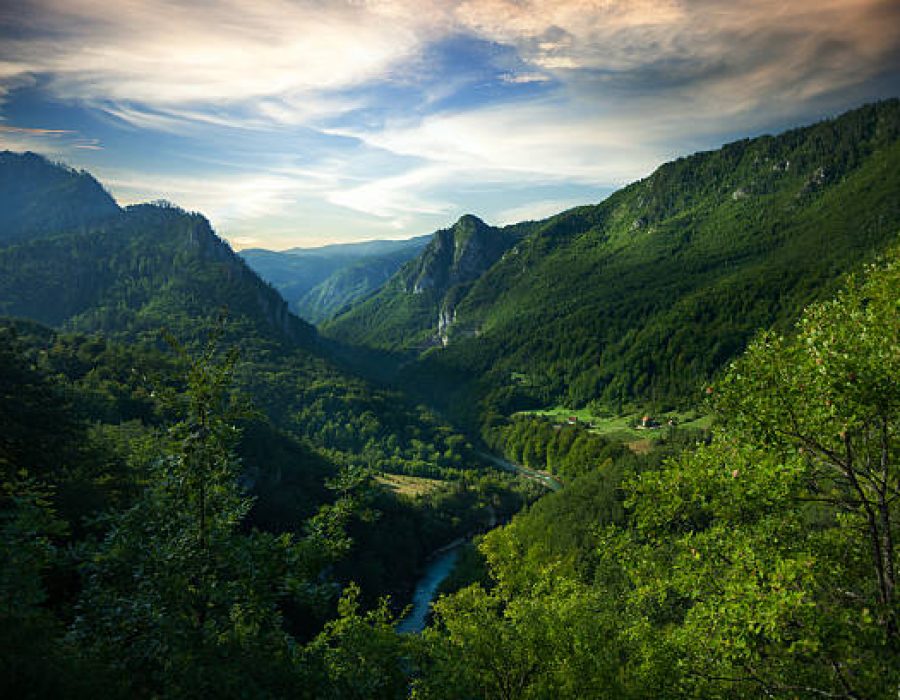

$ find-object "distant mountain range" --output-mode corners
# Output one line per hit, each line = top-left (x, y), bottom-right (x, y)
(324, 99), (900, 419)
(241, 235), (430, 323)
(0, 149), (495, 525)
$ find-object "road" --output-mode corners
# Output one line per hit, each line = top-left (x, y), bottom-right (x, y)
(476, 450), (563, 491)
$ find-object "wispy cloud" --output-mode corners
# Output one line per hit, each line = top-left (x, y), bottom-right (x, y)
(0, 0), (896, 247)
(101, 169), (326, 223)
(0, 0), (445, 127)
(326, 165), (456, 219)
(328, 99), (669, 185)
(0, 123), (104, 155)
(0, 125), (74, 136)
(496, 198), (585, 225)
(500, 72), (551, 84)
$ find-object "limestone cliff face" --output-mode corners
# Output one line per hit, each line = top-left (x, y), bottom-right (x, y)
(403, 215), (515, 296)
(323, 213), (535, 351)
(399, 215), (518, 344)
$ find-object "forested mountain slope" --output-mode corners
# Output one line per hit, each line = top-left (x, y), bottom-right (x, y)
(0, 200), (314, 346)
(0, 153), (534, 620)
(325, 214), (537, 349)
(0, 151), (120, 243)
(327, 100), (900, 417)
(0, 154), (503, 484)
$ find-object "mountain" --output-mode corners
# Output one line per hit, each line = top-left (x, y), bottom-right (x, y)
(325, 214), (536, 349)
(0, 151), (120, 243)
(241, 235), (430, 322)
(325, 100), (900, 417)
(0, 199), (313, 347)
(0, 154), (483, 479)
(0, 151), (527, 610)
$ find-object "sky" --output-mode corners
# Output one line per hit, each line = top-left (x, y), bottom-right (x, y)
(1, 1), (898, 250)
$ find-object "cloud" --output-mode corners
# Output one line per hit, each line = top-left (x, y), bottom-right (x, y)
(495, 198), (586, 225)
(453, 0), (900, 108)
(101, 168), (325, 224)
(500, 72), (551, 84)
(0, 0), (896, 248)
(2, 1), (895, 138)
(0, 125), (74, 136)
(0, 122), (106, 155)
(326, 165), (455, 219)
(0, 1), (446, 121)
(329, 98), (670, 186)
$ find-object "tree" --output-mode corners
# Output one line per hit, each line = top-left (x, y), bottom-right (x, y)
(622, 253), (899, 697)
(69, 336), (344, 697)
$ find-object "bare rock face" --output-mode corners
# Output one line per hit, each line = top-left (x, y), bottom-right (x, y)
(404, 215), (516, 296)
(396, 215), (520, 344)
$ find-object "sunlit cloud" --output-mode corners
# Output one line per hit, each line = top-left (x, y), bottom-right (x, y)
(500, 72), (550, 84)
(496, 199), (585, 225)
(0, 0), (444, 123)
(0, 0), (896, 247)
(0, 123), (105, 156)
(101, 169), (325, 224)
(0, 125), (74, 136)
(329, 100), (669, 185)
(73, 138), (103, 150)
(326, 165), (456, 219)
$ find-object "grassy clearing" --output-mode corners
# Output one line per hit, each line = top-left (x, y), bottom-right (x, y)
(376, 473), (446, 498)
(519, 407), (713, 444)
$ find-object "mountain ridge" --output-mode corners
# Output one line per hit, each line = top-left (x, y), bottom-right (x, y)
(325, 99), (900, 417)
(0, 150), (121, 243)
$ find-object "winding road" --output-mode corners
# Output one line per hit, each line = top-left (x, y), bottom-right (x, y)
(476, 450), (563, 491)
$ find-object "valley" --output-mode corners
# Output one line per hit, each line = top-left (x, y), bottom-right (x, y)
(1, 100), (898, 698)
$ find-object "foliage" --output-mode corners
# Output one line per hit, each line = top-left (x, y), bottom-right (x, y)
(422, 252), (899, 698)
(327, 100), (900, 423)
(483, 415), (630, 479)
(300, 583), (411, 699)
(69, 338), (339, 697)
(620, 253), (899, 696)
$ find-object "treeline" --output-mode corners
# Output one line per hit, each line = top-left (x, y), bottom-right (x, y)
(0, 321), (536, 697)
(483, 416), (628, 479)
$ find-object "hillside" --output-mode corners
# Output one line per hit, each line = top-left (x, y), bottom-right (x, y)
(0, 200), (314, 347)
(0, 151), (121, 243)
(241, 234), (430, 322)
(325, 214), (536, 349)
(326, 100), (900, 417)
(0, 154), (505, 480)
(0, 152), (535, 614)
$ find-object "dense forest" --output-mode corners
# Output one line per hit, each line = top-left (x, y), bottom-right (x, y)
(326, 100), (900, 425)
(3, 244), (896, 698)
(1, 101), (898, 698)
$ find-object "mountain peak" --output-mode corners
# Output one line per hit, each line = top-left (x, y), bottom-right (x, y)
(453, 214), (487, 230)
(0, 150), (120, 242)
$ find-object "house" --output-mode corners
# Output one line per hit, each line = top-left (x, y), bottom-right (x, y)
(637, 415), (659, 430)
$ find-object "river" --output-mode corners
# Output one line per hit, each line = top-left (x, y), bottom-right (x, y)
(395, 543), (462, 634)
(396, 453), (561, 634)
